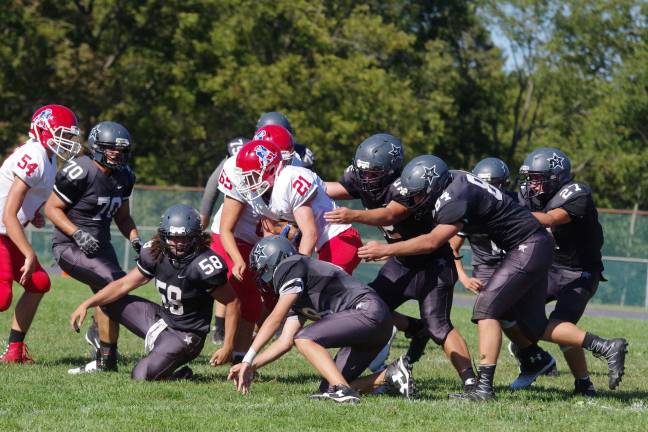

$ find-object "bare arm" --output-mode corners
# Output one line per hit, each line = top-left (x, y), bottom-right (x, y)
(325, 181), (354, 200)
(293, 201), (317, 256)
(449, 235), (482, 294)
(251, 318), (302, 369)
(358, 223), (462, 260)
(3, 176), (34, 259)
(532, 208), (571, 228)
(219, 196), (246, 280)
(70, 267), (150, 331)
(113, 200), (139, 241)
(44, 192), (78, 236)
(209, 281), (241, 365)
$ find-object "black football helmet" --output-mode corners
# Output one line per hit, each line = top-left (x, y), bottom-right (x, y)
(399, 155), (451, 217)
(255, 112), (294, 135)
(295, 143), (315, 169)
(158, 204), (203, 262)
(87, 121), (131, 169)
(519, 147), (572, 203)
(249, 235), (297, 293)
(352, 133), (404, 198)
(227, 137), (250, 157)
(473, 157), (510, 191)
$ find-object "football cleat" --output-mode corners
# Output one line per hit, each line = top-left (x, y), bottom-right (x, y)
(573, 377), (596, 397)
(310, 385), (360, 404)
(510, 347), (557, 390)
(591, 338), (628, 390)
(384, 356), (416, 399)
(449, 367), (496, 401)
(169, 366), (194, 381)
(0, 342), (33, 364)
(508, 341), (558, 377)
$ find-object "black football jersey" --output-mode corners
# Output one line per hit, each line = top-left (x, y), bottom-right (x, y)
(433, 171), (543, 252)
(338, 166), (452, 266)
(460, 232), (505, 267)
(137, 243), (228, 334)
(272, 255), (374, 321)
(542, 181), (603, 272)
(52, 155), (135, 246)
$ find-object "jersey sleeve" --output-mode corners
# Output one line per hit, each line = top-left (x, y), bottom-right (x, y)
(547, 184), (593, 219)
(434, 196), (468, 225)
(287, 169), (318, 210)
(199, 159), (225, 218)
(338, 166), (362, 199)
(192, 251), (229, 293)
(136, 241), (157, 278)
(11, 147), (46, 189)
(52, 160), (89, 206)
(273, 259), (307, 297)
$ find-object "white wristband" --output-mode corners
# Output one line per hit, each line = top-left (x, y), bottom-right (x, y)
(242, 348), (257, 365)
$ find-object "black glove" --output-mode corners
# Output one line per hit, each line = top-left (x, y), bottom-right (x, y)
(72, 230), (100, 256)
(131, 237), (142, 256)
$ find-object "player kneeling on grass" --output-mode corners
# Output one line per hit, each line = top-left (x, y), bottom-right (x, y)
(69, 204), (240, 380)
(228, 236), (414, 404)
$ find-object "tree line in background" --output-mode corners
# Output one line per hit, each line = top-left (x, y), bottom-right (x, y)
(1, 0), (646, 209)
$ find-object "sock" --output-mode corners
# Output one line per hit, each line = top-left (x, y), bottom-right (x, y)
(405, 317), (424, 338)
(582, 332), (599, 350)
(459, 367), (476, 384)
(476, 364), (496, 392)
(99, 341), (118, 359)
(8, 329), (26, 344)
(214, 316), (225, 331)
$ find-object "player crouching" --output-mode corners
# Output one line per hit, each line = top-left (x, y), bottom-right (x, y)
(228, 236), (415, 403)
(69, 204), (240, 380)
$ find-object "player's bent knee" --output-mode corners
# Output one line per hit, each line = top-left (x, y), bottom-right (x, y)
(427, 324), (452, 346)
(27, 271), (51, 293)
(0, 283), (13, 311)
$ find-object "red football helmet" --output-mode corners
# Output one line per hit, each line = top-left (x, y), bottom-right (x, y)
(235, 140), (284, 200)
(29, 104), (81, 161)
(253, 124), (295, 164)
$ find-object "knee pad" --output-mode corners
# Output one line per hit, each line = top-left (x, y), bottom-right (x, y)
(25, 271), (51, 294)
(0, 285), (12, 312)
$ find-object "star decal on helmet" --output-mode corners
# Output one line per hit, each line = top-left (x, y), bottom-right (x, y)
(547, 153), (564, 170)
(89, 126), (99, 142)
(422, 166), (439, 186)
(388, 143), (402, 161)
(252, 244), (267, 267)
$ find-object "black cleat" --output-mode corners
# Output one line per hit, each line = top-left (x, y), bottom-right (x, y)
(449, 368), (496, 401)
(211, 325), (225, 345)
(573, 377), (596, 397)
(510, 347), (556, 390)
(449, 387), (496, 401)
(384, 356), (416, 399)
(591, 338), (628, 390)
(310, 385), (360, 404)
(170, 366), (194, 381)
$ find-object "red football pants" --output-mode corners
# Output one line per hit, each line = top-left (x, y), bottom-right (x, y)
(0, 235), (50, 311)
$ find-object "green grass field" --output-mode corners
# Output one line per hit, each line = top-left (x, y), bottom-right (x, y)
(1, 277), (647, 432)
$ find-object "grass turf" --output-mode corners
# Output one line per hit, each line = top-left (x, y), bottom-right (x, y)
(0, 276), (647, 431)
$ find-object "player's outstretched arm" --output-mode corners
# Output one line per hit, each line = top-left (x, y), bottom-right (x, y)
(228, 293), (298, 394)
(358, 223), (462, 260)
(199, 161), (225, 228)
(70, 267), (150, 332)
(114, 200), (140, 241)
(532, 208), (571, 228)
(209, 282), (240, 365)
(326, 200), (410, 226)
(324, 181), (354, 200)
(252, 318), (302, 369)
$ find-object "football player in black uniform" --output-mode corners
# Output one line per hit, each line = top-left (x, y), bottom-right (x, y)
(325, 134), (476, 389)
(45, 121), (141, 373)
(359, 155), (627, 401)
(450, 157), (558, 382)
(228, 236), (415, 403)
(69, 204), (240, 380)
(506, 147), (621, 395)
(200, 136), (249, 344)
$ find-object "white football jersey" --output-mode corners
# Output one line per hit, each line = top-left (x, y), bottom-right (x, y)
(244, 165), (351, 250)
(213, 156), (261, 245)
(0, 139), (57, 234)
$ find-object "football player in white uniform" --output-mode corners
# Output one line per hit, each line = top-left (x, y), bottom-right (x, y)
(0, 104), (81, 363)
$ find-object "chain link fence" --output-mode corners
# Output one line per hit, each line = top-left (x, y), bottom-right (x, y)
(29, 186), (648, 309)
